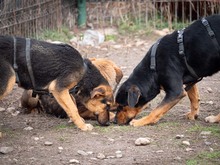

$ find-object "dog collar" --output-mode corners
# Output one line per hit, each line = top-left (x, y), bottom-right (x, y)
(150, 38), (161, 71)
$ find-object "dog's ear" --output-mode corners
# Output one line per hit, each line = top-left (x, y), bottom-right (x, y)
(90, 86), (106, 98)
(127, 85), (141, 107)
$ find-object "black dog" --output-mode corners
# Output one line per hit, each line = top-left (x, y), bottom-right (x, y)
(115, 15), (220, 126)
(0, 36), (113, 131)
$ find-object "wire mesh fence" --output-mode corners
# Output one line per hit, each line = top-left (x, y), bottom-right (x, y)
(0, 0), (76, 38)
(0, 0), (219, 38)
(86, 0), (220, 29)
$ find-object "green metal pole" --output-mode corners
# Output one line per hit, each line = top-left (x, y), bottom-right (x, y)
(77, 0), (86, 28)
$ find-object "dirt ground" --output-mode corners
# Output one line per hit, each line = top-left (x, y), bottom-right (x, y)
(0, 32), (220, 165)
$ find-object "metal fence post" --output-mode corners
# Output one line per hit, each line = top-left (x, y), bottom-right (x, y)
(77, 0), (86, 28)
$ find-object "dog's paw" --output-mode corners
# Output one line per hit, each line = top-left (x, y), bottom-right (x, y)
(186, 112), (198, 120)
(205, 115), (218, 123)
(81, 124), (94, 131)
(129, 119), (143, 127)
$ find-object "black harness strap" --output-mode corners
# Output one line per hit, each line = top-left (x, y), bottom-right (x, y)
(25, 39), (51, 97)
(12, 37), (20, 85)
(177, 29), (200, 80)
(201, 18), (220, 53)
(25, 38), (36, 89)
(177, 29), (203, 91)
(150, 38), (161, 71)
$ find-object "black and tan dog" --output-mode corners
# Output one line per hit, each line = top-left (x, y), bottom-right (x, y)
(115, 15), (220, 126)
(0, 35), (118, 131)
(21, 58), (123, 123)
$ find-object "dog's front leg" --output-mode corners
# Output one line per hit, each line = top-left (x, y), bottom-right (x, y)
(130, 91), (187, 127)
(49, 82), (93, 131)
(186, 84), (200, 120)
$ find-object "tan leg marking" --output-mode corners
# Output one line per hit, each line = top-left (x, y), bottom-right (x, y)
(186, 85), (200, 120)
(0, 75), (16, 100)
(130, 91), (186, 127)
(109, 112), (115, 122)
(205, 113), (220, 123)
(49, 81), (93, 131)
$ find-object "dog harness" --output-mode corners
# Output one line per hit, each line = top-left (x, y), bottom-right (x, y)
(12, 37), (50, 96)
(150, 38), (161, 70)
(12, 37), (87, 97)
(25, 38), (36, 89)
(25, 38), (50, 97)
(201, 18), (220, 53)
(177, 29), (200, 80)
(12, 37), (20, 85)
(177, 17), (220, 91)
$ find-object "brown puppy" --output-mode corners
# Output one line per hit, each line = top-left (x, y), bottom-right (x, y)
(21, 58), (123, 123)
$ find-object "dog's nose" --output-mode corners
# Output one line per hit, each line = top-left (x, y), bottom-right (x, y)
(105, 121), (110, 126)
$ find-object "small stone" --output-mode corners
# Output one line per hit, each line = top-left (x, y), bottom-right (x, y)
(0, 107), (5, 112)
(115, 150), (122, 154)
(44, 141), (53, 146)
(69, 159), (80, 164)
(87, 151), (93, 155)
(58, 147), (63, 153)
(207, 101), (214, 105)
(116, 154), (122, 158)
(135, 137), (152, 146)
(0, 147), (14, 154)
(7, 107), (15, 112)
(209, 148), (214, 152)
(174, 156), (181, 161)
(0, 132), (2, 138)
(58, 146), (63, 149)
(182, 141), (190, 146)
(33, 137), (39, 141)
(11, 111), (20, 116)
(112, 45), (122, 49)
(185, 147), (194, 152)
(91, 132), (99, 135)
(200, 131), (212, 135)
(77, 150), (88, 156)
(204, 141), (212, 146)
(115, 150), (123, 158)
(207, 87), (213, 93)
(24, 126), (33, 131)
(97, 153), (105, 159)
(90, 157), (98, 160)
(176, 134), (184, 139)
(156, 150), (164, 153)
(108, 138), (115, 142)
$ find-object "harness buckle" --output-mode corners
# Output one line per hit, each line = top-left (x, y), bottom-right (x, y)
(177, 37), (182, 43)
(201, 18), (208, 26)
(208, 30), (215, 38)
(179, 50), (184, 56)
